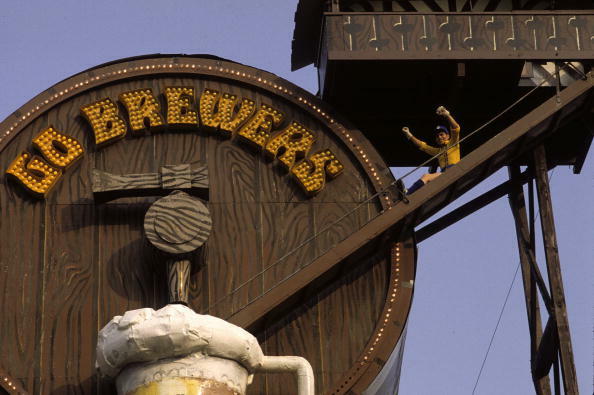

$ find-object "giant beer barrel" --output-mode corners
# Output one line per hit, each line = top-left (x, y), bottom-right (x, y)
(0, 56), (415, 394)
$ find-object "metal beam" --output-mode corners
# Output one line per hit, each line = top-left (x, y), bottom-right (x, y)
(508, 165), (552, 395)
(553, 355), (562, 395)
(533, 317), (559, 380)
(461, 0), (479, 11)
(485, 0), (503, 11)
(324, 12), (594, 62)
(423, 0), (444, 11)
(533, 144), (579, 394)
(225, 75), (593, 332)
(507, 167), (554, 315)
(573, 115), (594, 174)
(397, 0), (417, 12)
(415, 172), (528, 243)
(523, 0), (545, 10)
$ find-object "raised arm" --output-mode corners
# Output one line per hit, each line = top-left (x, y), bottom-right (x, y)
(436, 106), (460, 137)
(401, 127), (439, 156)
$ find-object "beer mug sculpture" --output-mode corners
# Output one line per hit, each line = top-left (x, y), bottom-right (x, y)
(97, 304), (314, 395)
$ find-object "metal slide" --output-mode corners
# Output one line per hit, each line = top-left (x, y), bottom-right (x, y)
(229, 72), (594, 332)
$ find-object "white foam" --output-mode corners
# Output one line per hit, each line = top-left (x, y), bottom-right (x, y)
(96, 304), (264, 378)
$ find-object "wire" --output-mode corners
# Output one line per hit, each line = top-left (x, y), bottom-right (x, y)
(471, 262), (520, 395)
(397, 61), (572, 185)
(204, 63), (573, 316)
(471, 168), (556, 393)
(565, 61), (588, 80)
(205, 65), (569, 315)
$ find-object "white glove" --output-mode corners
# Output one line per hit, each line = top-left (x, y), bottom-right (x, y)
(436, 106), (450, 116)
(401, 127), (412, 139)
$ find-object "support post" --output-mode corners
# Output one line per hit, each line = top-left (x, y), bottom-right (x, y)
(553, 354), (561, 395)
(532, 145), (579, 395)
(533, 317), (558, 379)
(508, 165), (551, 395)
(417, 168), (532, 243)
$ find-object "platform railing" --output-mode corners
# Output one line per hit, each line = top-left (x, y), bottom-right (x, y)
(321, 11), (594, 61)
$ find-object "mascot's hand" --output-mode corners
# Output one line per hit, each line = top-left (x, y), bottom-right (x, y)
(436, 106), (450, 116)
(401, 127), (412, 139)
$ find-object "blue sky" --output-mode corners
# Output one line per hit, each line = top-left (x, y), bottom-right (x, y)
(0, 1), (591, 393)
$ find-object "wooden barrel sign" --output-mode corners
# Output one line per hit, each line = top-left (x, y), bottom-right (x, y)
(0, 55), (416, 394)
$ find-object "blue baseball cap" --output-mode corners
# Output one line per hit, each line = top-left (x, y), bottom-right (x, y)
(435, 125), (450, 135)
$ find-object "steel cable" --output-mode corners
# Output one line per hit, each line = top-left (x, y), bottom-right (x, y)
(205, 63), (575, 316)
(471, 169), (556, 394)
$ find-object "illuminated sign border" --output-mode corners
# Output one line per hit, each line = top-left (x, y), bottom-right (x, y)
(0, 56), (410, 393)
(0, 57), (390, 204)
(5, 86), (346, 198)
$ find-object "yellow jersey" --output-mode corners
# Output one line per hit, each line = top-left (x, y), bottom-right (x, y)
(411, 125), (460, 170)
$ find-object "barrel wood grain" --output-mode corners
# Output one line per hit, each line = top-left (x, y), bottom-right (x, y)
(261, 301), (324, 395)
(97, 203), (164, 326)
(318, 250), (389, 390)
(39, 204), (97, 394)
(0, 114), (48, 393)
(0, 187), (44, 393)
(261, 202), (315, 291)
(205, 202), (262, 319)
(0, 60), (402, 395)
(313, 202), (373, 259)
